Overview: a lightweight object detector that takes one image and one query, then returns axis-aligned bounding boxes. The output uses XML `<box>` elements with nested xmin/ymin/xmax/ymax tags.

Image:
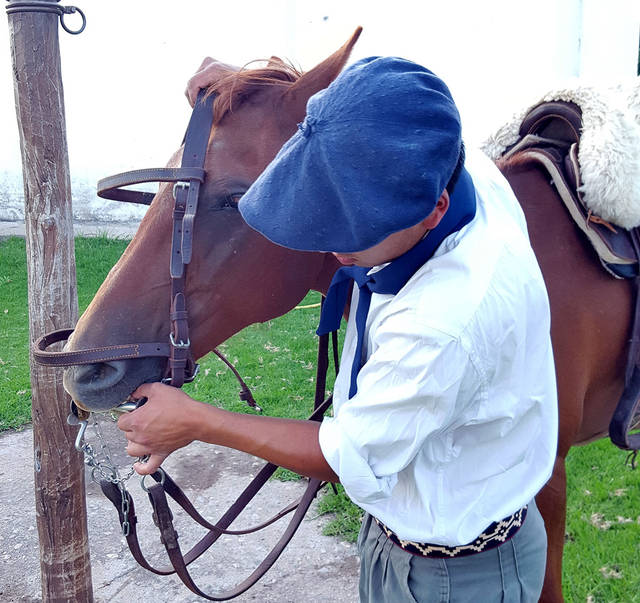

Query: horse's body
<box><xmin>62</xmin><ymin>32</ymin><xmax>632</xmax><ymax>602</ymax></box>
<box><xmin>500</xmin><ymin>157</ymin><xmax>631</xmax><ymax>597</ymax></box>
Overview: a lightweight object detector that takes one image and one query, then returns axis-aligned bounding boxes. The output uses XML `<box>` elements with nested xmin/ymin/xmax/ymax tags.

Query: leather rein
<box><xmin>31</xmin><ymin>91</ymin><xmax>340</xmax><ymax>600</ymax></box>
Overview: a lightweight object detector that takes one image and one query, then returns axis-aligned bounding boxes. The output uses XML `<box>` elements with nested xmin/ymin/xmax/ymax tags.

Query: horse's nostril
<box><xmin>63</xmin><ymin>357</ymin><xmax>165</xmax><ymax>412</ymax></box>
<box><xmin>69</xmin><ymin>362</ymin><xmax>127</xmax><ymax>392</ymax></box>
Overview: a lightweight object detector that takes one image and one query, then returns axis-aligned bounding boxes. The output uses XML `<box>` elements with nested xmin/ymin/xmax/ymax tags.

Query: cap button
<box><xmin>297</xmin><ymin>116</ymin><xmax>317</xmax><ymax>138</ymax></box>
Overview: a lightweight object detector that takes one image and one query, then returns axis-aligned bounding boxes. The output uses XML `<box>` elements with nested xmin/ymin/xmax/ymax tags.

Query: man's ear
<box><xmin>423</xmin><ymin>191</ymin><xmax>450</xmax><ymax>229</ymax></box>
<box><xmin>281</xmin><ymin>27</ymin><xmax>362</xmax><ymax>122</ymax></box>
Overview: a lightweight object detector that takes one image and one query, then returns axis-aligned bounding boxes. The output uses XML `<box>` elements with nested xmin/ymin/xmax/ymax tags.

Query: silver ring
<box><xmin>140</xmin><ymin>468</ymin><xmax>166</xmax><ymax>492</ymax></box>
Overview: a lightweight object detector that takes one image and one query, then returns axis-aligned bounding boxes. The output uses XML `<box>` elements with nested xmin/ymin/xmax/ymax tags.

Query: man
<box><xmin>119</xmin><ymin>56</ymin><xmax>558</xmax><ymax>602</ymax></box>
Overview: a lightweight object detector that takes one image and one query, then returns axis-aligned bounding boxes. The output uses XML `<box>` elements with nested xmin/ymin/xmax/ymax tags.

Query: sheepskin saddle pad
<box><xmin>482</xmin><ymin>79</ymin><xmax>640</xmax><ymax>280</ymax></box>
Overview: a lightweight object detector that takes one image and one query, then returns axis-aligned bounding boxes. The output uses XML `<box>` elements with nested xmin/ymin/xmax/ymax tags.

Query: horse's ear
<box><xmin>282</xmin><ymin>27</ymin><xmax>362</xmax><ymax>120</ymax></box>
<box><xmin>267</xmin><ymin>55</ymin><xmax>285</xmax><ymax>68</ymax></box>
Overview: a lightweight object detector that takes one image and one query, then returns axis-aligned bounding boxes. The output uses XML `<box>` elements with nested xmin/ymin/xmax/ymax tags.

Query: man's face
<box><xmin>332</xmin><ymin>220</ymin><xmax>429</xmax><ymax>267</ymax></box>
<box><xmin>331</xmin><ymin>191</ymin><xmax>450</xmax><ymax>268</ymax></box>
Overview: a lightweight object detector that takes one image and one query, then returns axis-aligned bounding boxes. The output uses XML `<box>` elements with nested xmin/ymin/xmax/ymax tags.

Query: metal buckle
<box><xmin>184</xmin><ymin>363</ymin><xmax>200</xmax><ymax>383</ymax></box>
<box><xmin>161</xmin><ymin>363</ymin><xmax>199</xmax><ymax>385</ymax></box>
<box><xmin>173</xmin><ymin>182</ymin><xmax>189</xmax><ymax>200</ymax></box>
<box><xmin>169</xmin><ymin>332</ymin><xmax>190</xmax><ymax>349</ymax></box>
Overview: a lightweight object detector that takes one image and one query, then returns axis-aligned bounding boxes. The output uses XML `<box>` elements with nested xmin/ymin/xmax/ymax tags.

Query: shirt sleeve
<box><xmin>318</xmin><ymin>313</ymin><xmax>480</xmax><ymax>506</ymax></box>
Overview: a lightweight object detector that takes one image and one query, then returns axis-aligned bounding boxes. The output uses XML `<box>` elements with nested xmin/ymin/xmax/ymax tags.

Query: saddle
<box><xmin>500</xmin><ymin>100</ymin><xmax>640</xmax><ymax>452</ymax></box>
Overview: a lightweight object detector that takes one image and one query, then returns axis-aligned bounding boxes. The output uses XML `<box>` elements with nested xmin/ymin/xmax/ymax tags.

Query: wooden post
<box><xmin>6</xmin><ymin>1</ymin><xmax>93</xmax><ymax>600</ymax></box>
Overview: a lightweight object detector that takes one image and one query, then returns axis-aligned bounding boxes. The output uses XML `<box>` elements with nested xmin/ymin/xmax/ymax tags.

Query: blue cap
<box><xmin>239</xmin><ymin>56</ymin><xmax>462</xmax><ymax>252</ymax></box>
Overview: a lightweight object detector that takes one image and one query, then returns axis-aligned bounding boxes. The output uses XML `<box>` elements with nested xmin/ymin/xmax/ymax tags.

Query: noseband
<box><xmin>32</xmin><ymin>91</ymin><xmax>216</xmax><ymax>391</ymax></box>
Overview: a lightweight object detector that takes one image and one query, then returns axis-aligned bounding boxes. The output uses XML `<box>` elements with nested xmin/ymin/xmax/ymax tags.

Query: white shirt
<box><xmin>318</xmin><ymin>149</ymin><xmax>558</xmax><ymax>545</ymax></box>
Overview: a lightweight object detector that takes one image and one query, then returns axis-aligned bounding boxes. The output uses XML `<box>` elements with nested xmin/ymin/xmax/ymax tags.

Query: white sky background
<box><xmin>0</xmin><ymin>0</ymin><xmax>638</xmax><ymax>217</ymax></box>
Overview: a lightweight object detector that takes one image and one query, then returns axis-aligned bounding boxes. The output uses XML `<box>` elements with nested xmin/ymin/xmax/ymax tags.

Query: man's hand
<box><xmin>118</xmin><ymin>382</ymin><xmax>338</xmax><ymax>483</ymax></box>
<box><xmin>117</xmin><ymin>382</ymin><xmax>205</xmax><ymax>474</ymax></box>
<box><xmin>185</xmin><ymin>57</ymin><xmax>240</xmax><ymax>106</ymax></box>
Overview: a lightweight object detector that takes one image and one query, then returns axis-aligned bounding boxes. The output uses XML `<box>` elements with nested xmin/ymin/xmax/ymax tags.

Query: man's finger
<box><xmin>131</xmin><ymin>382</ymin><xmax>154</xmax><ymax>399</ymax></box>
<box><xmin>125</xmin><ymin>441</ymin><xmax>148</xmax><ymax>457</ymax></box>
<box><xmin>134</xmin><ymin>454</ymin><xmax>164</xmax><ymax>475</ymax></box>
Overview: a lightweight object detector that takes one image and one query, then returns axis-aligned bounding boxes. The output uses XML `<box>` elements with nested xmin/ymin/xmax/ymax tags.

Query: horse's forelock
<box><xmin>206</xmin><ymin>59</ymin><xmax>303</xmax><ymax>125</ymax></box>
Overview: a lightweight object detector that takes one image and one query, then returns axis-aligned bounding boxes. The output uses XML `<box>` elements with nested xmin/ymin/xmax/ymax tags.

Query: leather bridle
<box><xmin>31</xmin><ymin>90</ymin><xmax>341</xmax><ymax>600</ymax></box>
<box><xmin>32</xmin><ymin>91</ymin><xmax>215</xmax><ymax>390</ymax></box>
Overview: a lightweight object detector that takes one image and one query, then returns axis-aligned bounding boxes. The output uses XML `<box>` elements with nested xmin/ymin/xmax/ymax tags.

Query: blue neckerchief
<box><xmin>317</xmin><ymin>167</ymin><xmax>476</xmax><ymax>398</ymax></box>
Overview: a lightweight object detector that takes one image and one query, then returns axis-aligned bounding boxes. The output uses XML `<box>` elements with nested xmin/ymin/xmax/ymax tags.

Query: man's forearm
<box><xmin>193</xmin><ymin>403</ymin><xmax>339</xmax><ymax>483</ymax></box>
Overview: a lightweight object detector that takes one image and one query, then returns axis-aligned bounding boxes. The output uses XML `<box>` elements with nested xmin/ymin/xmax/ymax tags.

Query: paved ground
<box><xmin>0</xmin><ymin>220</ymin><xmax>140</xmax><ymax>239</ymax></box>
<box><xmin>0</xmin><ymin>219</ymin><xmax>360</xmax><ymax>602</ymax></box>
<box><xmin>0</xmin><ymin>425</ymin><xmax>359</xmax><ymax>602</ymax></box>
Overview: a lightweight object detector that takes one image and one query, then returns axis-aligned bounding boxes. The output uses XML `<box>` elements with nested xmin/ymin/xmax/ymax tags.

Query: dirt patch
<box><xmin>0</xmin><ymin>425</ymin><xmax>359</xmax><ymax>602</ymax></box>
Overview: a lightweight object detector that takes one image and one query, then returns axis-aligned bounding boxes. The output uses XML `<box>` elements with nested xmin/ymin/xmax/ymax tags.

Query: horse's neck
<box><xmin>312</xmin><ymin>253</ymin><xmax>341</xmax><ymax>296</ymax></box>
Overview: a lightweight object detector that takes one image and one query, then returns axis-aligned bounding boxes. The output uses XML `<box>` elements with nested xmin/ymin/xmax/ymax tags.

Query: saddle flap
<box><xmin>519</xmin><ymin>100</ymin><xmax>582</xmax><ymax>146</ymax></box>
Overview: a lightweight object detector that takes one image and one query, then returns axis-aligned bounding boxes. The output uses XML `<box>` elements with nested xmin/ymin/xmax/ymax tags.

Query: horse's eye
<box><xmin>222</xmin><ymin>193</ymin><xmax>243</xmax><ymax>209</ymax></box>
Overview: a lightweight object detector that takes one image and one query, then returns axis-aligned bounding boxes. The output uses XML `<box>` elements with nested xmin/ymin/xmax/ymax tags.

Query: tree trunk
<box><xmin>7</xmin><ymin>2</ymin><xmax>93</xmax><ymax>600</ymax></box>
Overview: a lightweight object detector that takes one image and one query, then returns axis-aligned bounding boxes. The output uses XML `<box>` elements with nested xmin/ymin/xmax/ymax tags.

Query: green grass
<box><xmin>0</xmin><ymin>235</ymin><xmax>132</xmax><ymax>428</ymax></box>
<box><xmin>0</xmin><ymin>237</ymin><xmax>30</xmax><ymax>429</ymax></box>
<box><xmin>181</xmin><ymin>297</ymin><xmax>325</xmax><ymax>421</ymax></box>
<box><xmin>1</xmin><ymin>235</ymin><xmax>640</xmax><ymax>601</ymax></box>
<box><xmin>563</xmin><ymin>440</ymin><xmax>640</xmax><ymax>601</ymax></box>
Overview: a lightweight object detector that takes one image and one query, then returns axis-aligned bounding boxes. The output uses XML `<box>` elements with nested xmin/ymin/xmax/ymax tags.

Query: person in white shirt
<box><xmin>119</xmin><ymin>56</ymin><xmax>558</xmax><ymax>602</ymax></box>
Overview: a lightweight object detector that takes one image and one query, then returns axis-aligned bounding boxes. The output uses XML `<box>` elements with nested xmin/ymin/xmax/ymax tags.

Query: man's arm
<box><xmin>117</xmin><ymin>382</ymin><xmax>339</xmax><ymax>482</ymax></box>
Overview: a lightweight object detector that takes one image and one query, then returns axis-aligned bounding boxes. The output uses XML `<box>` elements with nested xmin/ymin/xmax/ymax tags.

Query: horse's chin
<box><xmin>63</xmin><ymin>358</ymin><xmax>165</xmax><ymax>412</ymax></box>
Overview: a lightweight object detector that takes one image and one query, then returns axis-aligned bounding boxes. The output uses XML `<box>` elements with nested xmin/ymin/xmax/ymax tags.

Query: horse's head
<box><xmin>63</xmin><ymin>29</ymin><xmax>361</xmax><ymax>411</ymax></box>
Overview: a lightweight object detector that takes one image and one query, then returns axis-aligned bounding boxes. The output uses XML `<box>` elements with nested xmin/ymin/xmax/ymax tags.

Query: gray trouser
<box><xmin>358</xmin><ymin>500</ymin><xmax>547</xmax><ymax>603</ymax></box>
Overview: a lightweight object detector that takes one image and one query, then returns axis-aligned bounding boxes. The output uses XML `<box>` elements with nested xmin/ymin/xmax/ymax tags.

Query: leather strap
<box><xmin>610</xmin><ymin>365</ymin><xmax>640</xmax><ymax>450</ymax></box>
<box><xmin>33</xmin><ymin>328</ymin><xmax>170</xmax><ymax>366</ymax></box>
<box><xmin>97</xmin><ymin>167</ymin><xmax>206</xmax><ymax>206</ymax></box>
<box><xmin>147</xmin><ymin>476</ymin><xmax>323</xmax><ymax>600</ymax></box>
<box><xmin>99</xmin><ymin>394</ymin><xmax>335</xmax><ymax>599</ymax></box>
<box><xmin>32</xmin><ymin>92</ymin><xmax>216</xmax><ymax>387</ymax></box>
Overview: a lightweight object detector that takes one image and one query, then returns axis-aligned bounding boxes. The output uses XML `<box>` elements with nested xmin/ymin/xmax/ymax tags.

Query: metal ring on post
<box><xmin>5</xmin><ymin>1</ymin><xmax>86</xmax><ymax>35</ymax></box>
<box><xmin>60</xmin><ymin>5</ymin><xmax>85</xmax><ymax>34</ymax></box>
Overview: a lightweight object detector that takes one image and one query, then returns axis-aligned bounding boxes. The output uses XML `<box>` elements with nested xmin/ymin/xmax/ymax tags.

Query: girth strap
<box><xmin>610</xmin><ymin>365</ymin><xmax>640</xmax><ymax>451</ymax></box>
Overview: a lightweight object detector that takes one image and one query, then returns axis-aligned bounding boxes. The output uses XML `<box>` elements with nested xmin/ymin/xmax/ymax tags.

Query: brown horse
<box><xmin>62</xmin><ymin>31</ymin><xmax>632</xmax><ymax>602</ymax></box>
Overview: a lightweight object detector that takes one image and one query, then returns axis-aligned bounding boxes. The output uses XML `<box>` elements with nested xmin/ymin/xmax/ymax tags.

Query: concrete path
<box><xmin>0</xmin><ymin>220</ymin><xmax>140</xmax><ymax>239</ymax></box>
<box><xmin>0</xmin><ymin>422</ymin><xmax>359</xmax><ymax>602</ymax></box>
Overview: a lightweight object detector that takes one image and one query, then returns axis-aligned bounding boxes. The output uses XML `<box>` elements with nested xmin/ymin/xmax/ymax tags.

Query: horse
<box><xmin>60</xmin><ymin>30</ymin><xmax>632</xmax><ymax>602</ymax></box>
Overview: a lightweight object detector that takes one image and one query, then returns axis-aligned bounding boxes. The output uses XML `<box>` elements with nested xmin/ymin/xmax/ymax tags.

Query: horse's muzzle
<box><xmin>63</xmin><ymin>358</ymin><xmax>164</xmax><ymax>412</ymax></box>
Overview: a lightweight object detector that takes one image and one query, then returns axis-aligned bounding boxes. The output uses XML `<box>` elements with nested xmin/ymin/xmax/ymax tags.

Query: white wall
<box><xmin>579</xmin><ymin>0</ymin><xmax>639</xmax><ymax>79</ymax></box>
<box><xmin>0</xmin><ymin>0</ymin><xmax>638</xmax><ymax>223</ymax></box>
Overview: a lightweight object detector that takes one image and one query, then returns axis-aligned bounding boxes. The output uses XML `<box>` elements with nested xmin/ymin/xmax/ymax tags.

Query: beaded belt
<box><xmin>374</xmin><ymin>506</ymin><xmax>528</xmax><ymax>559</ymax></box>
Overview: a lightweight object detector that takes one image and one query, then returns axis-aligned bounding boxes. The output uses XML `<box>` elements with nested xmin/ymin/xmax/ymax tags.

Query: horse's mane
<box><xmin>206</xmin><ymin>58</ymin><xmax>302</xmax><ymax>126</ymax></box>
